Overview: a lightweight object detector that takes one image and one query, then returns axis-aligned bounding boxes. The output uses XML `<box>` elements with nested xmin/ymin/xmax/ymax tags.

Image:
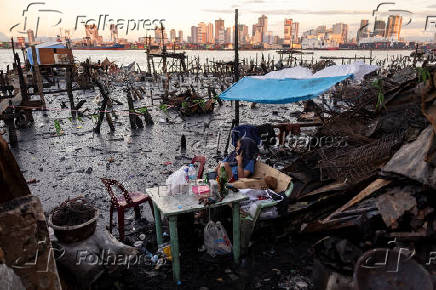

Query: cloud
<box><xmin>427</xmin><ymin>4</ymin><xmax>436</xmax><ymax>8</ymax></box>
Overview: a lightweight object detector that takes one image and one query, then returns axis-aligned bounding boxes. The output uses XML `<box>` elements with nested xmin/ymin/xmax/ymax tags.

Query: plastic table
<box><xmin>146</xmin><ymin>186</ymin><xmax>248</xmax><ymax>282</ymax></box>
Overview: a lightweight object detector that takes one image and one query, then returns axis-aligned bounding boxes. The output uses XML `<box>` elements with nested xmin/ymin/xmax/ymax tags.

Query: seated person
<box><xmin>216</xmin><ymin>137</ymin><xmax>258</xmax><ymax>182</ymax></box>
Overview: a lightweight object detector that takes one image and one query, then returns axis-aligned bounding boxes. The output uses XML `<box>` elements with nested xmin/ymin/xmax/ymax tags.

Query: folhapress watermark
<box><xmin>74</xmin><ymin>15</ymin><xmax>165</xmax><ymax>35</ymax></box>
<box><xmin>9</xmin><ymin>2</ymin><xmax>166</xmax><ymax>38</ymax></box>
<box><xmin>76</xmin><ymin>249</ymin><xmax>148</xmax><ymax>269</ymax></box>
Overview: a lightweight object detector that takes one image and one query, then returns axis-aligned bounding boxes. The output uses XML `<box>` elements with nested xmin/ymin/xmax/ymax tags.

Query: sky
<box><xmin>0</xmin><ymin>0</ymin><xmax>435</xmax><ymax>42</ymax></box>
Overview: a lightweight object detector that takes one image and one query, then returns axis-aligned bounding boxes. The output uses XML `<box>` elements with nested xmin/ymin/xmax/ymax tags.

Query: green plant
<box><xmin>417</xmin><ymin>67</ymin><xmax>431</xmax><ymax>83</ymax></box>
<box><xmin>193</xmin><ymin>99</ymin><xmax>206</xmax><ymax>109</ymax></box>
<box><xmin>135</xmin><ymin>107</ymin><xmax>148</xmax><ymax>114</ymax></box>
<box><xmin>54</xmin><ymin>119</ymin><xmax>62</xmax><ymax>135</ymax></box>
<box><xmin>372</xmin><ymin>79</ymin><xmax>386</xmax><ymax>111</ymax></box>
<box><xmin>159</xmin><ymin>104</ymin><xmax>168</xmax><ymax>113</ymax></box>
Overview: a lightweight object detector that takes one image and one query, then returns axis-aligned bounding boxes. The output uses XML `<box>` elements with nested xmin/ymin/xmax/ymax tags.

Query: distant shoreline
<box><xmin>0</xmin><ymin>47</ymin><xmax>416</xmax><ymax>51</ymax></box>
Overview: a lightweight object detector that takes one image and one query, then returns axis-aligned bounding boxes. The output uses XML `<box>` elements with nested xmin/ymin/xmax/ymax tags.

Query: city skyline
<box><xmin>10</xmin><ymin>13</ymin><xmax>431</xmax><ymax>51</ymax></box>
<box><xmin>1</xmin><ymin>0</ymin><xmax>436</xmax><ymax>43</ymax></box>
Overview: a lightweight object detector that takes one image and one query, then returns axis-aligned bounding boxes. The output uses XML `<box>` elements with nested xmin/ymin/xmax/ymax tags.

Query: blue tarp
<box><xmin>219</xmin><ymin>74</ymin><xmax>352</xmax><ymax>104</ymax></box>
<box><xmin>26</xmin><ymin>42</ymin><xmax>66</xmax><ymax>65</ymax></box>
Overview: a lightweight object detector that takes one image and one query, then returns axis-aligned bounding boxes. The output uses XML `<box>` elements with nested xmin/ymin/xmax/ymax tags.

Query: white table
<box><xmin>147</xmin><ymin>186</ymin><xmax>248</xmax><ymax>282</ymax></box>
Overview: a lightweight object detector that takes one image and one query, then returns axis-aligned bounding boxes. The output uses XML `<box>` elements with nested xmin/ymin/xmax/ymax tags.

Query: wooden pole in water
<box><xmin>30</xmin><ymin>45</ymin><xmax>46</xmax><ymax>110</ymax></box>
<box><xmin>234</xmin><ymin>9</ymin><xmax>240</xmax><ymax>127</ymax></box>
<box><xmin>65</xmin><ymin>66</ymin><xmax>76</xmax><ymax>118</ymax></box>
<box><xmin>146</xmin><ymin>36</ymin><xmax>152</xmax><ymax>76</ymax></box>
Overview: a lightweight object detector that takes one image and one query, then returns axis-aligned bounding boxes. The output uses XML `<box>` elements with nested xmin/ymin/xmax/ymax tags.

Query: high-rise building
<box><xmin>385</xmin><ymin>15</ymin><xmax>402</xmax><ymax>40</ymax></box>
<box><xmin>373</xmin><ymin>20</ymin><xmax>386</xmax><ymax>37</ymax></box>
<box><xmin>27</xmin><ymin>29</ymin><xmax>35</xmax><ymax>44</ymax></box>
<box><xmin>217</xmin><ymin>29</ymin><xmax>225</xmax><ymax>44</ymax></box>
<box><xmin>215</xmin><ymin>19</ymin><xmax>224</xmax><ymax>43</ymax></box>
<box><xmin>154</xmin><ymin>27</ymin><xmax>167</xmax><ymax>44</ymax></box>
<box><xmin>331</xmin><ymin>23</ymin><xmax>348</xmax><ymax>42</ymax></box>
<box><xmin>292</xmin><ymin>22</ymin><xmax>299</xmax><ymax>43</ymax></box>
<box><xmin>178</xmin><ymin>30</ymin><xmax>184</xmax><ymax>43</ymax></box>
<box><xmin>357</xmin><ymin>20</ymin><xmax>369</xmax><ymax>41</ymax></box>
<box><xmin>207</xmin><ymin>23</ymin><xmax>214</xmax><ymax>43</ymax></box>
<box><xmin>284</xmin><ymin>19</ymin><xmax>300</xmax><ymax>45</ymax></box>
<box><xmin>258</xmin><ymin>15</ymin><xmax>268</xmax><ymax>43</ymax></box>
<box><xmin>191</xmin><ymin>26</ymin><xmax>198</xmax><ymax>44</ymax></box>
<box><xmin>332</xmin><ymin>23</ymin><xmax>341</xmax><ymax>34</ymax></box>
<box><xmin>197</xmin><ymin>22</ymin><xmax>207</xmax><ymax>44</ymax></box>
<box><xmin>225</xmin><ymin>27</ymin><xmax>232</xmax><ymax>44</ymax></box>
<box><xmin>284</xmin><ymin>19</ymin><xmax>293</xmax><ymax>46</ymax></box>
<box><xmin>170</xmin><ymin>29</ymin><xmax>176</xmax><ymax>42</ymax></box>
<box><xmin>238</xmin><ymin>24</ymin><xmax>249</xmax><ymax>44</ymax></box>
<box><xmin>316</xmin><ymin>25</ymin><xmax>326</xmax><ymax>34</ymax></box>
<box><xmin>252</xmin><ymin>25</ymin><xmax>262</xmax><ymax>44</ymax></box>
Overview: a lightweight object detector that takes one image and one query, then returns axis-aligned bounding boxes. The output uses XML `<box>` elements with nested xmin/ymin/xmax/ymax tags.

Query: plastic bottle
<box><xmin>188</xmin><ymin>164</ymin><xmax>197</xmax><ymax>195</ymax></box>
<box><xmin>218</xmin><ymin>165</ymin><xmax>229</xmax><ymax>198</ymax></box>
<box><xmin>182</xmin><ymin>165</ymin><xmax>190</xmax><ymax>193</ymax></box>
<box><xmin>184</xmin><ymin>166</ymin><xmax>189</xmax><ymax>183</ymax></box>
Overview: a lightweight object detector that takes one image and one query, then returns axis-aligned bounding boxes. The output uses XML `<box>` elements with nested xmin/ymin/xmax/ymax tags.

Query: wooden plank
<box><xmin>297</xmin><ymin>182</ymin><xmax>348</xmax><ymax>201</ymax></box>
<box><xmin>322</xmin><ymin>178</ymin><xmax>392</xmax><ymax>223</ymax></box>
<box><xmin>38</xmin><ymin>48</ymin><xmax>55</xmax><ymax>65</ymax></box>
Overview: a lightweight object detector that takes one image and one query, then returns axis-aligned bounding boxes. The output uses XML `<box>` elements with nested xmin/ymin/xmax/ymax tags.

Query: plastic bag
<box><xmin>204</xmin><ymin>221</ymin><xmax>232</xmax><ymax>257</ymax></box>
<box><xmin>166</xmin><ymin>165</ymin><xmax>188</xmax><ymax>195</ymax></box>
<box><xmin>248</xmin><ymin>200</ymin><xmax>279</xmax><ymax>220</ymax></box>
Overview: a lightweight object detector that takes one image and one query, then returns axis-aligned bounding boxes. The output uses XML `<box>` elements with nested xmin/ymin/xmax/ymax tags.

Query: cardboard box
<box><xmin>231</xmin><ymin>161</ymin><xmax>292</xmax><ymax>192</ymax></box>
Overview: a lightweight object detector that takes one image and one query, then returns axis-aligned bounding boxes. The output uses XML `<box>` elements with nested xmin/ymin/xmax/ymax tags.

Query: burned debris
<box><xmin>2</xmin><ymin>37</ymin><xmax>436</xmax><ymax>290</ymax></box>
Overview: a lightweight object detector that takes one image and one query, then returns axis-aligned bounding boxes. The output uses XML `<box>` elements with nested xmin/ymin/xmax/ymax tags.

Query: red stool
<box><xmin>101</xmin><ymin>178</ymin><xmax>154</xmax><ymax>241</ymax></box>
<box><xmin>191</xmin><ymin>156</ymin><xmax>206</xmax><ymax>179</ymax></box>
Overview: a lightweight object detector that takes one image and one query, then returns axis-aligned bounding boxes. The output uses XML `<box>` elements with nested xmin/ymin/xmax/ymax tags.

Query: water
<box><xmin>0</xmin><ymin>49</ymin><xmax>414</xmax><ymax>71</ymax></box>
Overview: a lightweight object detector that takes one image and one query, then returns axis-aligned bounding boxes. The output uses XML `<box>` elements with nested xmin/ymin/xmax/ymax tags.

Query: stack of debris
<box><xmin>278</xmin><ymin>65</ymin><xmax>436</xmax><ymax>288</ymax></box>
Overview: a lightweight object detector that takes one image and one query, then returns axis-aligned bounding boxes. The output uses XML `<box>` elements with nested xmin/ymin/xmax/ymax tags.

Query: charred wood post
<box><xmin>13</xmin><ymin>52</ymin><xmax>34</xmax><ymax>124</ymax></box>
<box><xmin>129</xmin><ymin>88</ymin><xmax>144</xmax><ymax>128</ymax></box>
<box><xmin>3</xmin><ymin>105</ymin><xmax>17</xmax><ymax>147</ymax></box>
<box><xmin>13</xmin><ymin>53</ymin><xmax>27</xmax><ymax>102</ymax></box>
<box><xmin>65</xmin><ymin>66</ymin><xmax>76</xmax><ymax>118</ymax></box>
<box><xmin>143</xmin><ymin>108</ymin><xmax>154</xmax><ymax>126</ymax></box>
<box><xmin>93</xmin><ymin>78</ymin><xmax>111</xmax><ymax>134</ymax></box>
<box><xmin>105</xmin><ymin>105</ymin><xmax>116</xmax><ymax>132</ymax></box>
<box><xmin>126</xmin><ymin>89</ymin><xmax>138</xmax><ymax>129</ymax></box>
<box><xmin>30</xmin><ymin>45</ymin><xmax>46</xmax><ymax>110</ymax></box>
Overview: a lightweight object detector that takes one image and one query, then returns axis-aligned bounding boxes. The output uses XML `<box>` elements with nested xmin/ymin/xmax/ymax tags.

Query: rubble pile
<box><xmin>271</xmin><ymin>65</ymin><xmax>436</xmax><ymax>288</ymax></box>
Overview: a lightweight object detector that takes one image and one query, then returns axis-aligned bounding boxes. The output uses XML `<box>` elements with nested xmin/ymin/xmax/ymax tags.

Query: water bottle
<box><xmin>183</xmin><ymin>166</ymin><xmax>189</xmax><ymax>194</ymax></box>
<box><xmin>184</xmin><ymin>166</ymin><xmax>189</xmax><ymax>183</ymax></box>
<box><xmin>188</xmin><ymin>164</ymin><xmax>197</xmax><ymax>195</ymax></box>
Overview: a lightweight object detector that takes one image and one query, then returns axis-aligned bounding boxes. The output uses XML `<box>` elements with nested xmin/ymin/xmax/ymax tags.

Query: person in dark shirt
<box><xmin>215</xmin><ymin>137</ymin><xmax>258</xmax><ymax>181</ymax></box>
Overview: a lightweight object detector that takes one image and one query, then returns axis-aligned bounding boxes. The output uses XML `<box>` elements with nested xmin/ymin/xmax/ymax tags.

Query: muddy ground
<box><xmin>2</xmin><ymin>78</ymin><xmax>319</xmax><ymax>289</ymax></box>
<box><xmin>5</xmin><ymin>79</ymin><xmax>303</xmax><ymax>219</ymax></box>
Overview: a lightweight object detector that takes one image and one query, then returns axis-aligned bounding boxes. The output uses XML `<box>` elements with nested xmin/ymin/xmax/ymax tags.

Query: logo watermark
<box><xmin>9</xmin><ymin>2</ymin><xmax>166</xmax><ymax>38</ymax></box>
